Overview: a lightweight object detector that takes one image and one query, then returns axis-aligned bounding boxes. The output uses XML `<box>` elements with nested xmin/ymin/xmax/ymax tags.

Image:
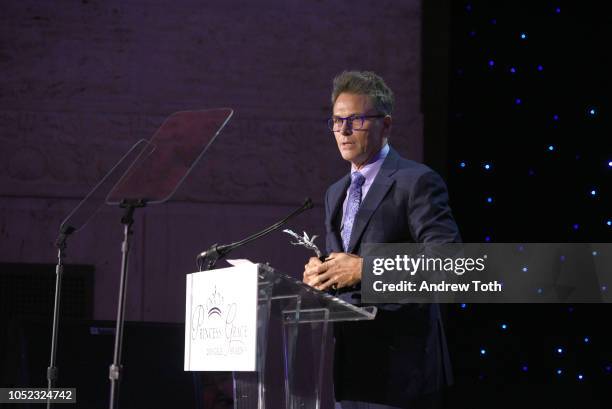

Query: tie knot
<box><xmin>351</xmin><ymin>172</ymin><xmax>365</xmax><ymax>187</ymax></box>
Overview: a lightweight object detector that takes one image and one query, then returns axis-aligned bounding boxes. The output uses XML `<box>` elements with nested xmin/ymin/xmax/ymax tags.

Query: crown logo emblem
<box><xmin>206</xmin><ymin>286</ymin><xmax>224</xmax><ymax>319</ymax></box>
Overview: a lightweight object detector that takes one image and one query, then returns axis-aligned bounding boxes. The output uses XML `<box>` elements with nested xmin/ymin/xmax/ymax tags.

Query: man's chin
<box><xmin>340</xmin><ymin>151</ymin><xmax>353</xmax><ymax>160</ymax></box>
<box><xmin>340</xmin><ymin>153</ymin><xmax>358</xmax><ymax>163</ymax></box>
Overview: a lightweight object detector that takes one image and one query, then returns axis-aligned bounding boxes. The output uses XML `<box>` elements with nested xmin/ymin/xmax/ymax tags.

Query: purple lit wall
<box><xmin>0</xmin><ymin>0</ymin><xmax>423</xmax><ymax>322</ymax></box>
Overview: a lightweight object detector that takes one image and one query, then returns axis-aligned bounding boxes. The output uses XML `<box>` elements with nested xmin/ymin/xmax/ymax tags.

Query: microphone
<box><xmin>196</xmin><ymin>197</ymin><xmax>313</xmax><ymax>270</ymax></box>
<box><xmin>197</xmin><ymin>244</ymin><xmax>229</xmax><ymax>260</ymax></box>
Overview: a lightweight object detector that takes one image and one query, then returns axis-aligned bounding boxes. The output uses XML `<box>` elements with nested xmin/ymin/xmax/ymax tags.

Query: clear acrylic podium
<box><xmin>232</xmin><ymin>263</ymin><xmax>377</xmax><ymax>409</ymax></box>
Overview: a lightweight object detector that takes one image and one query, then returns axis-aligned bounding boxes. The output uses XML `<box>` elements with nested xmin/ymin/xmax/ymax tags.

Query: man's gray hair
<box><xmin>331</xmin><ymin>71</ymin><xmax>394</xmax><ymax>116</ymax></box>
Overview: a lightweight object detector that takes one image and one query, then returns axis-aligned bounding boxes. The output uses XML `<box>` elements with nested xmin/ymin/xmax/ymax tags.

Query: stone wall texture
<box><xmin>0</xmin><ymin>0</ymin><xmax>422</xmax><ymax>322</ymax></box>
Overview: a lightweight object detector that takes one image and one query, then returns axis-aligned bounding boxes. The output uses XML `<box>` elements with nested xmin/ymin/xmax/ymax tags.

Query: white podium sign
<box><xmin>184</xmin><ymin>264</ymin><xmax>258</xmax><ymax>371</ymax></box>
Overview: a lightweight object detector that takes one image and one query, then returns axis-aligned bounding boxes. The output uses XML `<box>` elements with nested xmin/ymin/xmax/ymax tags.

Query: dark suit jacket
<box><xmin>325</xmin><ymin>146</ymin><xmax>460</xmax><ymax>408</ymax></box>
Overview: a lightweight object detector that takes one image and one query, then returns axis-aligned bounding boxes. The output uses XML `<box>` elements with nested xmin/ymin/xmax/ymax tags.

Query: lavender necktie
<box><xmin>342</xmin><ymin>172</ymin><xmax>366</xmax><ymax>252</ymax></box>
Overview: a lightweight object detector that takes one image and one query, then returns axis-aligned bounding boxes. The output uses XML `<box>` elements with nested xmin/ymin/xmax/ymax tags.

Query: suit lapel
<box><xmin>327</xmin><ymin>174</ymin><xmax>350</xmax><ymax>252</ymax></box>
<box><xmin>346</xmin><ymin>148</ymin><xmax>400</xmax><ymax>253</ymax></box>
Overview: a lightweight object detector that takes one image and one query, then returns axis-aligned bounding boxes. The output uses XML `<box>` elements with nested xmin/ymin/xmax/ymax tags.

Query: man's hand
<box><xmin>303</xmin><ymin>256</ymin><xmax>323</xmax><ymax>287</ymax></box>
<box><xmin>302</xmin><ymin>252</ymin><xmax>363</xmax><ymax>291</ymax></box>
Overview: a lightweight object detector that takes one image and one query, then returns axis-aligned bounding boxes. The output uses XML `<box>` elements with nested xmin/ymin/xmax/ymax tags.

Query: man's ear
<box><xmin>382</xmin><ymin>115</ymin><xmax>392</xmax><ymax>136</ymax></box>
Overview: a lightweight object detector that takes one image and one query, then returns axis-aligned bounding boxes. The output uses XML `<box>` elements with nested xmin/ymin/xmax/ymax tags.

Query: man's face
<box><xmin>332</xmin><ymin>92</ymin><xmax>390</xmax><ymax>168</ymax></box>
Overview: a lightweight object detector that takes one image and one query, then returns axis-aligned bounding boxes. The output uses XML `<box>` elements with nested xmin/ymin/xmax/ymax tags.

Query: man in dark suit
<box><xmin>303</xmin><ymin>71</ymin><xmax>461</xmax><ymax>409</ymax></box>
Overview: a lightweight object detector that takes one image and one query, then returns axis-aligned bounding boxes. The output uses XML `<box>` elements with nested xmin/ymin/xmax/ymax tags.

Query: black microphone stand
<box><xmin>197</xmin><ymin>198</ymin><xmax>313</xmax><ymax>271</ymax></box>
<box><xmin>108</xmin><ymin>199</ymin><xmax>146</xmax><ymax>409</ymax></box>
<box><xmin>46</xmin><ymin>225</ymin><xmax>75</xmax><ymax>409</ymax></box>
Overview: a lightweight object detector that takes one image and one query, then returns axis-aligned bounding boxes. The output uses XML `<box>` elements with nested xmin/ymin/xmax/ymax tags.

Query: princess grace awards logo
<box><xmin>206</xmin><ymin>287</ymin><xmax>223</xmax><ymax>319</ymax></box>
<box><xmin>191</xmin><ymin>286</ymin><xmax>249</xmax><ymax>356</ymax></box>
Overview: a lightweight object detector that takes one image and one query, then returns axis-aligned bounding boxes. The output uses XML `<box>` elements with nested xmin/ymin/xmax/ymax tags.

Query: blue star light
<box><xmin>520</xmin><ymin>32</ymin><xmax>528</xmax><ymax>40</ymax></box>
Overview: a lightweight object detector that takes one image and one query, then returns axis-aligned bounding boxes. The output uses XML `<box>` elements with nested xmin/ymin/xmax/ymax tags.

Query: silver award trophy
<box><xmin>283</xmin><ymin>229</ymin><xmax>326</xmax><ymax>260</ymax></box>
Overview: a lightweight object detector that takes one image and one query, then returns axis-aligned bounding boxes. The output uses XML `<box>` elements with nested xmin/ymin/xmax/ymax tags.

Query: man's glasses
<box><xmin>328</xmin><ymin>114</ymin><xmax>386</xmax><ymax>131</ymax></box>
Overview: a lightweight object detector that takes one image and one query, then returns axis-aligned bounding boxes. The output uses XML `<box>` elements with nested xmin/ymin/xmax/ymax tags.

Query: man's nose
<box><xmin>340</xmin><ymin>120</ymin><xmax>353</xmax><ymax>135</ymax></box>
